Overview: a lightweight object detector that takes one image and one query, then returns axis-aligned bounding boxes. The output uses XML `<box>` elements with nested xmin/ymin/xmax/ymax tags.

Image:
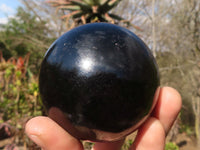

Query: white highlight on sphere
<box><xmin>79</xmin><ymin>57</ymin><xmax>94</xmax><ymax>72</ymax></box>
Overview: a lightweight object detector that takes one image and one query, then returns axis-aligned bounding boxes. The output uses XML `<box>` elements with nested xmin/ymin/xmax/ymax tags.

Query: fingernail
<box><xmin>29</xmin><ymin>134</ymin><xmax>44</xmax><ymax>148</ymax></box>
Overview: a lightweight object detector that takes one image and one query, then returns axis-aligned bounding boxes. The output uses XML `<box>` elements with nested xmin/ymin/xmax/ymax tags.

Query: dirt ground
<box><xmin>175</xmin><ymin>133</ymin><xmax>199</xmax><ymax>150</ymax></box>
<box><xmin>126</xmin><ymin>132</ymin><xmax>199</xmax><ymax>150</ymax></box>
<box><xmin>0</xmin><ymin>128</ymin><xmax>199</xmax><ymax>149</ymax></box>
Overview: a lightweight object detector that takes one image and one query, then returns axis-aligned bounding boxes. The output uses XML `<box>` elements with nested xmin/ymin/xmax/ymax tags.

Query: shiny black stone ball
<box><xmin>39</xmin><ymin>23</ymin><xmax>160</xmax><ymax>141</ymax></box>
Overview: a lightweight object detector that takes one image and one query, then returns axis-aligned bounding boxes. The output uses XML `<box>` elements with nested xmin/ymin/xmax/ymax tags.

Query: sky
<box><xmin>0</xmin><ymin>0</ymin><xmax>21</xmax><ymax>24</ymax></box>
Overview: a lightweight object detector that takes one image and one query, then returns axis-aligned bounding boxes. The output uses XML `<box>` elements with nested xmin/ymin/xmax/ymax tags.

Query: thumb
<box><xmin>25</xmin><ymin>116</ymin><xmax>83</xmax><ymax>150</ymax></box>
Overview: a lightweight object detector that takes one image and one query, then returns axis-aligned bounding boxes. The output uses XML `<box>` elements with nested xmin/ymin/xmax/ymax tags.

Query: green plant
<box><xmin>0</xmin><ymin>52</ymin><xmax>43</xmax><ymax>146</ymax></box>
<box><xmin>82</xmin><ymin>141</ymin><xmax>94</xmax><ymax>150</ymax></box>
<box><xmin>0</xmin><ymin>7</ymin><xmax>55</xmax><ymax>72</ymax></box>
<box><xmin>179</xmin><ymin>124</ymin><xmax>194</xmax><ymax>136</ymax></box>
<box><xmin>48</xmin><ymin>0</ymin><xmax>129</xmax><ymax>27</ymax></box>
<box><xmin>165</xmin><ymin>142</ymin><xmax>179</xmax><ymax>150</ymax></box>
<box><xmin>121</xmin><ymin>139</ymin><xmax>133</xmax><ymax>150</ymax></box>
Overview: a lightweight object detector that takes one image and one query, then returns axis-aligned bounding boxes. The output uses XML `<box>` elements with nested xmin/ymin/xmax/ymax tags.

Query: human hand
<box><xmin>25</xmin><ymin>87</ymin><xmax>181</xmax><ymax>150</ymax></box>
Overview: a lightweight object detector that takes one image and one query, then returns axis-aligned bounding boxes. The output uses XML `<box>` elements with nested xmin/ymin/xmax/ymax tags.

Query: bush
<box><xmin>179</xmin><ymin>124</ymin><xmax>194</xmax><ymax>136</ymax></box>
<box><xmin>0</xmin><ymin>53</ymin><xmax>43</xmax><ymax>147</ymax></box>
<box><xmin>165</xmin><ymin>142</ymin><xmax>179</xmax><ymax>150</ymax></box>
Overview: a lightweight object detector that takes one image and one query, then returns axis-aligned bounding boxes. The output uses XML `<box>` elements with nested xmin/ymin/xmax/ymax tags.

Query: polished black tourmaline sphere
<box><xmin>39</xmin><ymin>23</ymin><xmax>160</xmax><ymax>141</ymax></box>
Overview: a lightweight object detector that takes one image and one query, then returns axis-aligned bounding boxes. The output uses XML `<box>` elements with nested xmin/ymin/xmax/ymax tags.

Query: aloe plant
<box><xmin>48</xmin><ymin>0</ymin><xmax>129</xmax><ymax>27</ymax></box>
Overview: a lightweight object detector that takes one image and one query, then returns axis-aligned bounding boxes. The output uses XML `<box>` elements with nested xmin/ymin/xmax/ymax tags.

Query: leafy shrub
<box><xmin>0</xmin><ymin>52</ymin><xmax>43</xmax><ymax>147</ymax></box>
<box><xmin>165</xmin><ymin>142</ymin><xmax>179</xmax><ymax>150</ymax></box>
<box><xmin>179</xmin><ymin>124</ymin><xmax>194</xmax><ymax>136</ymax></box>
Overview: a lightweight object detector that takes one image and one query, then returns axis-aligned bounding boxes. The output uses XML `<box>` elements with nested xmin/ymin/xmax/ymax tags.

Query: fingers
<box><xmin>26</xmin><ymin>116</ymin><xmax>124</xmax><ymax>150</ymax></box>
<box><xmin>92</xmin><ymin>139</ymin><xmax>124</xmax><ymax>150</ymax></box>
<box><xmin>130</xmin><ymin>117</ymin><xmax>165</xmax><ymax>150</ymax></box>
<box><xmin>130</xmin><ymin>86</ymin><xmax>181</xmax><ymax>150</ymax></box>
<box><xmin>152</xmin><ymin>87</ymin><xmax>182</xmax><ymax>133</ymax></box>
<box><xmin>92</xmin><ymin>87</ymin><xmax>180</xmax><ymax>150</ymax></box>
<box><xmin>25</xmin><ymin>87</ymin><xmax>181</xmax><ymax>150</ymax></box>
<box><xmin>25</xmin><ymin>116</ymin><xmax>83</xmax><ymax>150</ymax></box>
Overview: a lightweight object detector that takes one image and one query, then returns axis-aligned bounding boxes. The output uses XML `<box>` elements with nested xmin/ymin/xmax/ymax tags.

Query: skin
<box><xmin>25</xmin><ymin>86</ymin><xmax>182</xmax><ymax>150</ymax></box>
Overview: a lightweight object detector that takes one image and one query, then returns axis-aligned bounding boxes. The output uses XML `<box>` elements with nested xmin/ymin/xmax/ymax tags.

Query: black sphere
<box><xmin>39</xmin><ymin>23</ymin><xmax>160</xmax><ymax>141</ymax></box>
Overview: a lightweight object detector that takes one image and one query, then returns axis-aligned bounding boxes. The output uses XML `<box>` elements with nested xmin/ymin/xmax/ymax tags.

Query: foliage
<box><xmin>48</xmin><ymin>0</ymin><xmax>129</xmax><ymax>28</ymax></box>
<box><xmin>121</xmin><ymin>139</ymin><xmax>133</xmax><ymax>150</ymax></box>
<box><xmin>0</xmin><ymin>7</ymin><xmax>55</xmax><ymax>71</ymax></box>
<box><xmin>82</xmin><ymin>141</ymin><xmax>94</xmax><ymax>150</ymax></box>
<box><xmin>165</xmin><ymin>142</ymin><xmax>179</xmax><ymax>150</ymax></box>
<box><xmin>82</xmin><ymin>139</ymin><xmax>133</xmax><ymax>150</ymax></box>
<box><xmin>0</xmin><ymin>52</ymin><xmax>43</xmax><ymax>146</ymax></box>
<box><xmin>179</xmin><ymin>124</ymin><xmax>194</xmax><ymax>136</ymax></box>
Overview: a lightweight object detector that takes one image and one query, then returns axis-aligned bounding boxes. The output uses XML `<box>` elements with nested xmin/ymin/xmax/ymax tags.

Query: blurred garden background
<box><xmin>0</xmin><ymin>0</ymin><xmax>199</xmax><ymax>149</ymax></box>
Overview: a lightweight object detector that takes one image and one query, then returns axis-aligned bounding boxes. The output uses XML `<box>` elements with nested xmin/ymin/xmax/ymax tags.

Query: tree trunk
<box><xmin>152</xmin><ymin>0</ymin><xmax>156</xmax><ymax>57</ymax></box>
